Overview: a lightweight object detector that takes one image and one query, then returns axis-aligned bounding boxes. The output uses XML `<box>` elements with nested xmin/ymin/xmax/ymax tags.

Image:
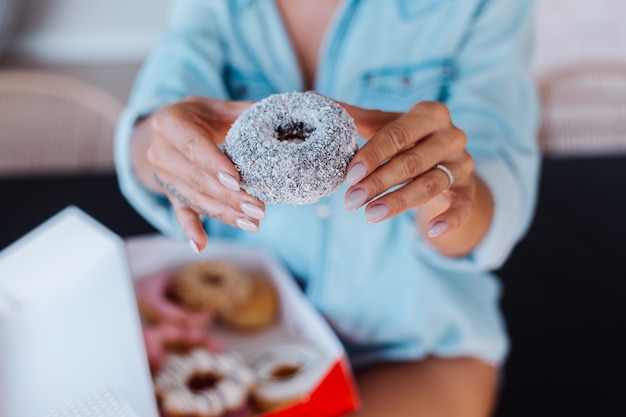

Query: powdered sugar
<box><xmin>224</xmin><ymin>92</ymin><xmax>359</xmax><ymax>205</ymax></box>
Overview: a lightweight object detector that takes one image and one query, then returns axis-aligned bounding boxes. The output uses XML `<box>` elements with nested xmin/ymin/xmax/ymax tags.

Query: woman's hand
<box><xmin>131</xmin><ymin>96</ymin><xmax>267</xmax><ymax>252</ymax></box>
<box><xmin>340</xmin><ymin>101</ymin><xmax>494</xmax><ymax>257</ymax></box>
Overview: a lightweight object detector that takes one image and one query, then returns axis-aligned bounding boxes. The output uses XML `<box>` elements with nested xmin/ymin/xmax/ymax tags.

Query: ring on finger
<box><xmin>434</xmin><ymin>163</ymin><xmax>454</xmax><ymax>189</ymax></box>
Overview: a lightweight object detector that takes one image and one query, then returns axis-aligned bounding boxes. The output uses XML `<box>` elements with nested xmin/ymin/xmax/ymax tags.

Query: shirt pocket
<box><xmin>357</xmin><ymin>59</ymin><xmax>455</xmax><ymax>112</ymax></box>
<box><xmin>224</xmin><ymin>65</ymin><xmax>275</xmax><ymax>101</ymax></box>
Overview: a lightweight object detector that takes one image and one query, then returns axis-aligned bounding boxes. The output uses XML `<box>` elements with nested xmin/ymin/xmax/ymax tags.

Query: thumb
<box><xmin>334</xmin><ymin>100</ymin><xmax>400</xmax><ymax>140</ymax></box>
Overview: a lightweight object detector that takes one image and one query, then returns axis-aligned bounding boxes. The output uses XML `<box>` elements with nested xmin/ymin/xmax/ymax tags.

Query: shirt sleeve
<box><xmin>416</xmin><ymin>0</ymin><xmax>541</xmax><ymax>272</ymax></box>
<box><xmin>114</xmin><ymin>0</ymin><xmax>229</xmax><ymax>240</ymax></box>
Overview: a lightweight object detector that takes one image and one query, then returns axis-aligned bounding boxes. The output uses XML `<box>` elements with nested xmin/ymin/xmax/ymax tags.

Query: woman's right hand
<box><xmin>131</xmin><ymin>96</ymin><xmax>267</xmax><ymax>253</ymax></box>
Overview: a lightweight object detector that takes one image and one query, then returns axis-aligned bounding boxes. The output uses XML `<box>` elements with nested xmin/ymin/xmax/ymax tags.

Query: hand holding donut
<box><xmin>131</xmin><ymin>96</ymin><xmax>267</xmax><ymax>253</ymax></box>
<box><xmin>339</xmin><ymin>101</ymin><xmax>494</xmax><ymax>257</ymax></box>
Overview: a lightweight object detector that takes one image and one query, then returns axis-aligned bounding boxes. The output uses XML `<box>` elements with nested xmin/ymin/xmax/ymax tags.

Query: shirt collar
<box><xmin>232</xmin><ymin>0</ymin><xmax>423</xmax><ymax>20</ymax></box>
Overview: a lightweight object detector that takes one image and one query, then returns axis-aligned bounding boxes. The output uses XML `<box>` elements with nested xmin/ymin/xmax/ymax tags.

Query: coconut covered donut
<box><xmin>224</xmin><ymin>91</ymin><xmax>359</xmax><ymax>205</ymax></box>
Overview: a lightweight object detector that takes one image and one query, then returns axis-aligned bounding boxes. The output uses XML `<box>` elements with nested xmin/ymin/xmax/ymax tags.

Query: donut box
<box><xmin>126</xmin><ymin>234</ymin><xmax>360</xmax><ymax>417</ymax></box>
<box><xmin>0</xmin><ymin>207</ymin><xmax>359</xmax><ymax>417</ymax></box>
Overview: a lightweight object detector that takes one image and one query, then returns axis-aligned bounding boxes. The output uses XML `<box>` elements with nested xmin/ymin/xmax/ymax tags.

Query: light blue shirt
<box><xmin>115</xmin><ymin>0</ymin><xmax>540</xmax><ymax>366</ymax></box>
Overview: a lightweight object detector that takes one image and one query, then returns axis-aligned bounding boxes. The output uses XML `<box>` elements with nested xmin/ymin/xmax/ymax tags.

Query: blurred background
<box><xmin>1</xmin><ymin>1</ymin><xmax>625</xmax><ymax>416</ymax></box>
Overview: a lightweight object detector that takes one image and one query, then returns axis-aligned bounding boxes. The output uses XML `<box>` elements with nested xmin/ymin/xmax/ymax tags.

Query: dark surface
<box><xmin>1</xmin><ymin>158</ymin><xmax>625</xmax><ymax>416</ymax></box>
<box><xmin>0</xmin><ymin>173</ymin><xmax>158</xmax><ymax>249</ymax></box>
<box><xmin>493</xmin><ymin>157</ymin><xmax>626</xmax><ymax>417</ymax></box>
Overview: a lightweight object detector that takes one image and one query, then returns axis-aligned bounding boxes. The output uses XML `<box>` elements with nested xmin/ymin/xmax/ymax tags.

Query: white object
<box><xmin>0</xmin><ymin>206</ymin><xmax>158</xmax><ymax>417</ymax></box>
<box><xmin>44</xmin><ymin>387</ymin><xmax>141</xmax><ymax>417</ymax></box>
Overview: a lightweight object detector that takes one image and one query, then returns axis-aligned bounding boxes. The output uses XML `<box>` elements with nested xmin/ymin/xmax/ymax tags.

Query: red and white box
<box><xmin>127</xmin><ymin>234</ymin><xmax>360</xmax><ymax>417</ymax></box>
<box><xmin>0</xmin><ymin>207</ymin><xmax>359</xmax><ymax>417</ymax></box>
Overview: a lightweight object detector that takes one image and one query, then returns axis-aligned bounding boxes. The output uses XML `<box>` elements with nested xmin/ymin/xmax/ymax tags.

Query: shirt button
<box><xmin>316</xmin><ymin>204</ymin><xmax>331</xmax><ymax>219</ymax></box>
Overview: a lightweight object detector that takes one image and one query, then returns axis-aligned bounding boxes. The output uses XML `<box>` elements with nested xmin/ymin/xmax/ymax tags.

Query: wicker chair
<box><xmin>0</xmin><ymin>69</ymin><xmax>123</xmax><ymax>176</ymax></box>
<box><xmin>538</xmin><ymin>63</ymin><xmax>626</xmax><ymax>157</ymax></box>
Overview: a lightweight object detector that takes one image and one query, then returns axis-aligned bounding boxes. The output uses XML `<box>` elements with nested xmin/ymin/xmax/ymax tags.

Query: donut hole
<box><xmin>187</xmin><ymin>372</ymin><xmax>223</xmax><ymax>393</ymax></box>
<box><xmin>163</xmin><ymin>340</ymin><xmax>194</xmax><ymax>355</ymax></box>
<box><xmin>200</xmin><ymin>272</ymin><xmax>224</xmax><ymax>287</ymax></box>
<box><xmin>269</xmin><ymin>364</ymin><xmax>302</xmax><ymax>380</ymax></box>
<box><xmin>275</xmin><ymin>121</ymin><xmax>315</xmax><ymax>144</ymax></box>
<box><xmin>164</xmin><ymin>286</ymin><xmax>182</xmax><ymax>305</ymax></box>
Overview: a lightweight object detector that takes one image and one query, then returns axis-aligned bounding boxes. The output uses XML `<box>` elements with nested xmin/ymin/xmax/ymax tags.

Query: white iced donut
<box><xmin>249</xmin><ymin>343</ymin><xmax>330</xmax><ymax>412</ymax></box>
<box><xmin>154</xmin><ymin>348</ymin><xmax>255</xmax><ymax>417</ymax></box>
<box><xmin>224</xmin><ymin>91</ymin><xmax>359</xmax><ymax>205</ymax></box>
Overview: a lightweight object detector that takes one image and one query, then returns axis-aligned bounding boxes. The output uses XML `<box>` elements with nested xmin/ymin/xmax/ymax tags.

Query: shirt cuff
<box><xmin>114</xmin><ymin>104</ymin><xmax>186</xmax><ymax>241</ymax></box>
<box><xmin>414</xmin><ymin>158</ymin><xmax>524</xmax><ymax>273</ymax></box>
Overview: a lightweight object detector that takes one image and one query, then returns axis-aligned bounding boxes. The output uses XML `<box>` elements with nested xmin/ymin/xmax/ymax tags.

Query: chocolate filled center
<box><xmin>275</xmin><ymin>121</ymin><xmax>315</xmax><ymax>144</ymax></box>
<box><xmin>270</xmin><ymin>364</ymin><xmax>301</xmax><ymax>380</ymax></box>
<box><xmin>187</xmin><ymin>372</ymin><xmax>222</xmax><ymax>393</ymax></box>
<box><xmin>201</xmin><ymin>273</ymin><xmax>223</xmax><ymax>286</ymax></box>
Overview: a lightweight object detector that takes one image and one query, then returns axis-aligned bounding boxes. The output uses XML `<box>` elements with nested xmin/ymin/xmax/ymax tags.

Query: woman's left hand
<box><xmin>340</xmin><ymin>101</ymin><xmax>483</xmax><ymax>243</ymax></box>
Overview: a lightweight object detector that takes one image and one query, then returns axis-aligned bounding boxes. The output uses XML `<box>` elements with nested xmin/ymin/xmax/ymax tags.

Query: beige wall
<box><xmin>4</xmin><ymin>0</ymin><xmax>626</xmax><ymax>96</ymax></box>
<box><xmin>8</xmin><ymin>0</ymin><xmax>169</xmax><ymax>63</ymax></box>
<box><xmin>532</xmin><ymin>0</ymin><xmax>626</xmax><ymax>78</ymax></box>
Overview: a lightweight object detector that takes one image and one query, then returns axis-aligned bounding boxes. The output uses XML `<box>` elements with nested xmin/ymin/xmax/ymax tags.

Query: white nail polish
<box><xmin>346</xmin><ymin>163</ymin><xmax>367</xmax><ymax>186</ymax></box>
<box><xmin>344</xmin><ymin>189</ymin><xmax>368</xmax><ymax>211</ymax></box>
<box><xmin>428</xmin><ymin>221</ymin><xmax>448</xmax><ymax>238</ymax></box>
<box><xmin>218</xmin><ymin>172</ymin><xmax>240</xmax><ymax>192</ymax></box>
<box><xmin>365</xmin><ymin>204</ymin><xmax>389</xmax><ymax>223</ymax></box>
<box><xmin>240</xmin><ymin>202</ymin><xmax>266</xmax><ymax>220</ymax></box>
<box><xmin>188</xmin><ymin>238</ymin><xmax>200</xmax><ymax>254</ymax></box>
<box><xmin>236</xmin><ymin>218</ymin><xmax>259</xmax><ymax>233</ymax></box>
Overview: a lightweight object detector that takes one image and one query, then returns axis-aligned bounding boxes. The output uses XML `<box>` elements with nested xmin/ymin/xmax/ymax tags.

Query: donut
<box><xmin>224</xmin><ymin>91</ymin><xmax>359</xmax><ymax>205</ymax></box>
<box><xmin>219</xmin><ymin>272</ymin><xmax>279</xmax><ymax>332</ymax></box>
<box><xmin>134</xmin><ymin>270</ymin><xmax>213</xmax><ymax>328</ymax></box>
<box><xmin>154</xmin><ymin>348</ymin><xmax>256</xmax><ymax>417</ymax></box>
<box><xmin>249</xmin><ymin>343</ymin><xmax>329</xmax><ymax>412</ymax></box>
<box><xmin>143</xmin><ymin>323</ymin><xmax>222</xmax><ymax>374</ymax></box>
<box><xmin>170</xmin><ymin>261</ymin><xmax>253</xmax><ymax>316</ymax></box>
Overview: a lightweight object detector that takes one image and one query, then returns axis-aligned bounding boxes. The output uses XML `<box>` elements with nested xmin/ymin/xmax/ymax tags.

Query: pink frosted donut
<box><xmin>224</xmin><ymin>92</ymin><xmax>359</xmax><ymax>205</ymax></box>
<box><xmin>143</xmin><ymin>323</ymin><xmax>222</xmax><ymax>373</ymax></box>
<box><xmin>134</xmin><ymin>271</ymin><xmax>213</xmax><ymax>328</ymax></box>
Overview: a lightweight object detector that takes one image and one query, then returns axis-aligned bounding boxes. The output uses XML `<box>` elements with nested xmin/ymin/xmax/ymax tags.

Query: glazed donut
<box><xmin>170</xmin><ymin>261</ymin><xmax>253</xmax><ymax>316</ymax></box>
<box><xmin>154</xmin><ymin>348</ymin><xmax>256</xmax><ymax>417</ymax></box>
<box><xmin>219</xmin><ymin>272</ymin><xmax>279</xmax><ymax>332</ymax></box>
<box><xmin>249</xmin><ymin>343</ymin><xmax>329</xmax><ymax>412</ymax></box>
<box><xmin>224</xmin><ymin>91</ymin><xmax>359</xmax><ymax>205</ymax></box>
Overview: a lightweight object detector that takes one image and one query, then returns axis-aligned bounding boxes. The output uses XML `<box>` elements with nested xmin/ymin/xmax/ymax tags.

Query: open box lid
<box><xmin>0</xmin><ymin>206</ymin><xmax>159</xmax><ymax>417</ymax></box>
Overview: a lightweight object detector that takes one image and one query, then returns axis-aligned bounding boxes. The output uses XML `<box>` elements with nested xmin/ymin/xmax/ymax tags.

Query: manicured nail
<box><xmin>218</xmin><ymin>172</ymin><xmax>240</xmax><ymax>192</ymax></box>
<box><xmin>188</xmin><ymin>238</ymin><xmax>200</xmax><ymax>254</ymax></box>
<box><xmin>240</xmin><ymin>202</ymin><xmax>266</xmax><ymax>220</ymax></box>
<box><xmin>344</xmin><ymin>189</ymin><xmax>368</xmax><ymax>211</ymax></box>
<box><xmin>236</xmin><ymin>218</ymin><xmax>259</xmax><ymax>233</ymax></box>
<box><xmin>428</xmin><ymin>221</ymin><xmax>448</xmax><ymax>238</ymax></box>
<box><xmin>346</xmin><ymin>163</ymin><xmax>367</xmax><ymax>186</ymax></box>
<box><xmin>365</xmin><ymin>204</ymin><xmax>389</xmax><ymax>223</ymax></box>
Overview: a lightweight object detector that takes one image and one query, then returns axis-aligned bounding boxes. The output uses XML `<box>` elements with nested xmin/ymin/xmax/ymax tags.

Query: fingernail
<box><xmin>188</xmin><ymin>238</ymin><xmax>200</xmax><ymax>254</ymax></box>
<box><xmin>428</xmin><ymin>221</ymin><xmax>448</xmax><ymax>238</ymax></box>
<box><xmin>236</xmin><ymin>218</ymin><xmax>259</xmax><ymax>233</ymax></box>
<box><xmin>346</xmin><ymin>163</ymin><xmax>367</xmax><ymax>186</ymax></box>
<box><xmin>240</xmin><ymin>202</ymin><xmax>266</xmax><ymax>220</ymax></box>
<box><xmin>365</xmin><ymin>204</ymin><xmax>389</xmax><ymax>223</ymax></box>
<box><xmin>218</xmin><ymin>172</ymin><xmax>240</xmax><ymax>192</ymax></box>
<box><xmin>344</xmin><ymin>189</ymin><xmax>368</xmax><ymax>211</ymax></box>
